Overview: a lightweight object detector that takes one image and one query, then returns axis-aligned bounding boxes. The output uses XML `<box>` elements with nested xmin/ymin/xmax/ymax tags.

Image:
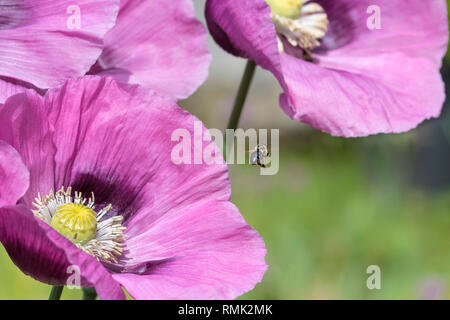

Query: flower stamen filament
<box><xmin>267</xmin><ymin>0</ymin><xmax>329</xmax><ymax>60</ymax></box>
<box><xmin>32</xmin><ymin>187</ymin><xmax>125</xmax><ymax>263</ymax></box>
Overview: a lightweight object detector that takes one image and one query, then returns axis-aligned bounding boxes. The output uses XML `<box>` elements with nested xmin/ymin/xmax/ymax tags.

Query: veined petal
<box><xmin>97</xmin><ymin>0</ymin><xmax>211</xmax><ymax>101</ymax></box>
<box><xmin>0</xmin><ymin>78</ymin><xmax>25</xmax><ymax>103</ymax></box>
<box><xmin>0</xmin><ymin>76</ymin><xmax>266</xmax><ymax>299</ymax></box>
<box><xmin>114</xmin><ymin>201</ymin><xmax>267</xmax><ymax>300</ymax></box>
<box><xmin>0</xmin><ymin>0</ymin><xmax>119</xmax><ymax>91</ymax></box>
<box><xmin>0</xmin><ymin>140</ymin><xmax>29</xmax><ymax>206</ymax></box>
<box><xmin>206</xmin><ymin>0</ymin><xmax>449</xmax><ymax>137</ymax></box>
<box><xmin>280</xmin><ymin>51</ymin><xmax>446</xmax><ymax>136</ymax></box>
<box><xmin>205</xmin><ymin>0</ymin><xmax>282</xmax><ymax>78</ymax></box>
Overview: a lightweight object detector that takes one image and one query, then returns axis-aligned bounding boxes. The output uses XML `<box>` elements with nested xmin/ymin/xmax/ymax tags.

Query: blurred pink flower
<box><xmin>419</xmin><ymin>277</ymin><xmax>447</xmax><ymax>300</ymax></box>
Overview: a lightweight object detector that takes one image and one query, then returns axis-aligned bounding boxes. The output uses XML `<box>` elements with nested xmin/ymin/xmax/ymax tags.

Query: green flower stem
<box><xmin>82</xmin><ymin>287</ymin><xmax>97</xmax><ymax>300</ymax></box>
<box><xmin>224</xmin><ymin>60</ymin><xmax>257</xmax><ymax>159</ymax></box>
<box><xmin>226</xmin><ymin>60</ymin><xmax>257</xmax><ymax>131</ymax></box>
<box><xmin>49</xmin><ymin>285</ymin><xmax>64</xmax><ymax>300</ymax></box>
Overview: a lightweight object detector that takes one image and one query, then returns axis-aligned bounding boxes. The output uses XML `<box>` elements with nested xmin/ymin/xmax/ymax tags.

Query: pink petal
<box><xmin>0</xmin><ymin>140</ymin><xmax>29</xmax><ymax>206</ymax></box>
<box><xmin>114</xmin><ymin>201</ymin><xmax>267</xmax><ymax>300</ymax></box>
<box><xmin>0</xmin><ymin>76</ymin><xmax>267</xmax><ymax>299</ymax></box>
<box><xmin>205</xmin><ymin>0</ymin><xmax>281</xmax><ymax>77</ymax></box>
<box><xmin>0</xmin><ymin>0</ymin><xmax>119</xmax><ymax>90</ymax></box>
<box><xmin>97</xmin><ymin>0</ymin><xmax>211</xmax><ymax>100</ymax></box>
<box><xmin>0</xmin><ymin>78</ymin><xmax>25</xmax><ymax>103</ymax></box>
<box><xmin>0</xmin><ymin>92</ymin><xmax>58</xmax><ymax>206</ymax></box>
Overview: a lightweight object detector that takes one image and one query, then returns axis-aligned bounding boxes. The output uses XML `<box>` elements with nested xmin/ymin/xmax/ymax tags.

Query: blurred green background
<box><xmin>0</xmin><ymin>1</ymin><xmax>449</xmax><ymax>299</ymax></box>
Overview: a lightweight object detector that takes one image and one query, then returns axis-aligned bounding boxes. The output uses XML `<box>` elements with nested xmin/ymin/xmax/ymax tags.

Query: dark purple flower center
<box><xmin>71</xmin><ymin>173</ymin><xmax>147</xmax><ymax>224</ymax></box>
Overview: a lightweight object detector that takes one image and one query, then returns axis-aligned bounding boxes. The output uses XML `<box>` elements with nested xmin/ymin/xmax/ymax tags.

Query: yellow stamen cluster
<box><xmin>32</xmin><ymin>187</ymin><xmax>125</xmax><ymax>263</ymax></box>
<box><xmin>51</xmin><ymin>203</ymin><xmax>97</xmax><ymax>245</ymax></box>
<box><xmin>266</xmin><ymin>0</ymin><xmax>303</xmax><ymax>19</ymax></box>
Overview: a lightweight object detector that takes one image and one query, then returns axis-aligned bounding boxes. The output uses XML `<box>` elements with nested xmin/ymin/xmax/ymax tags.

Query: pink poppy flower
<box><xmin>205</xmin><ymin>0</ymin><xmax>449</xmax><ymax>137</ymax></box>
<box><xmin>0</xmin><ymin>76</ymin><xmax>266</xmax><ymax>300</ymax></box>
